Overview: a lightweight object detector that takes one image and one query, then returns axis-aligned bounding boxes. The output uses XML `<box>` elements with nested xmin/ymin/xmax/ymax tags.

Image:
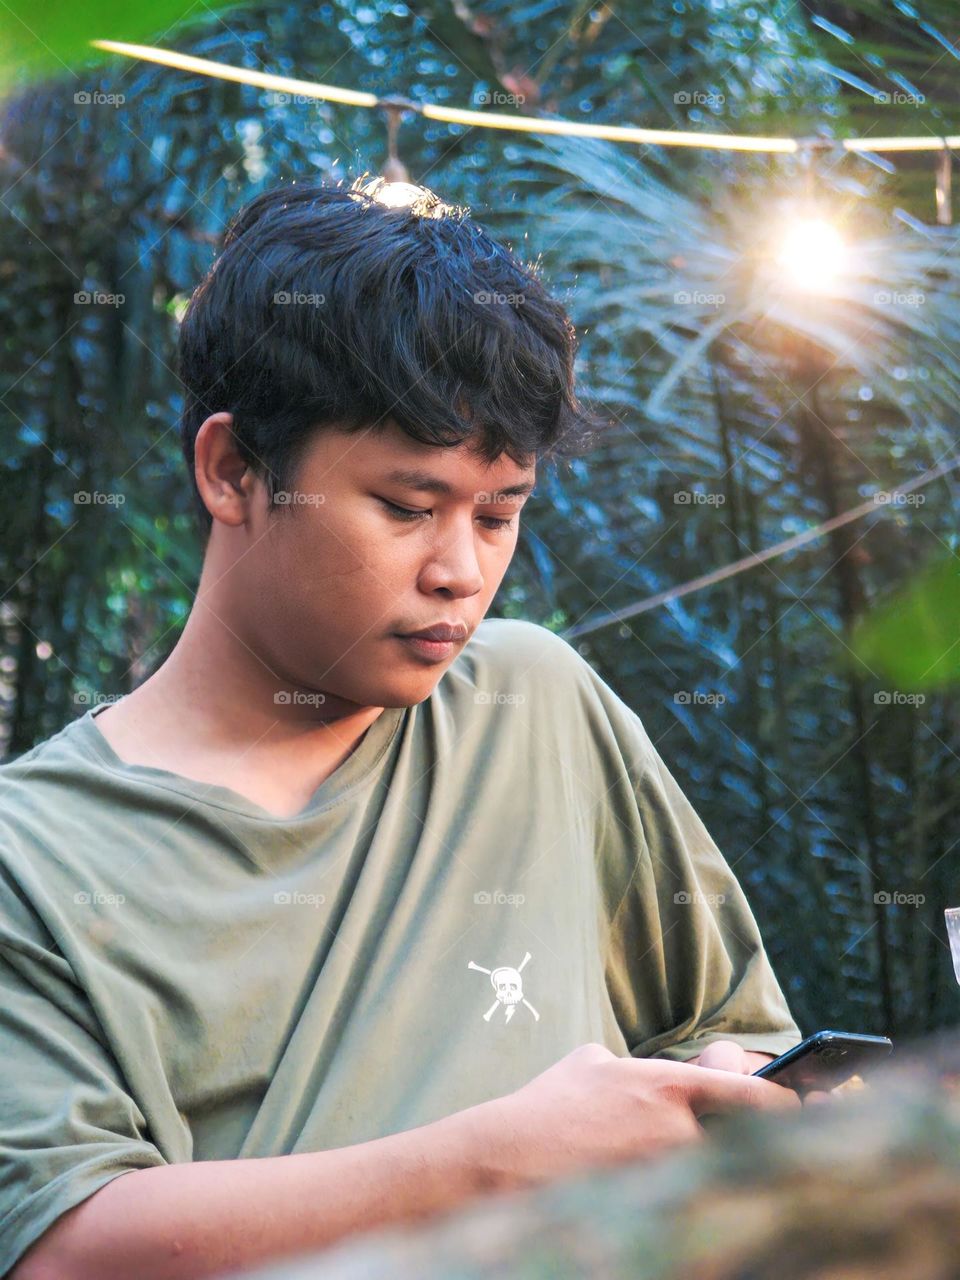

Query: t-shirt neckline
<box><xmin>78</xmin><ymin>699</ymin><xmax>407</xmax><ymax>822</ymax></box>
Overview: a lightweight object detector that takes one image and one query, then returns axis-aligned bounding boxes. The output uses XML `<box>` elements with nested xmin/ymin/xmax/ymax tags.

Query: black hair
<box><xmin>177</xmin><ymin>175</ymin><xmax>605</xmax><ymax>538</ymax></box>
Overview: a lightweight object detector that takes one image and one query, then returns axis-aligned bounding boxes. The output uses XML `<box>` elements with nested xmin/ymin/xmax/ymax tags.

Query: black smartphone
<box><xmin>752</xmin><ymin>1030</ymin><xmax>893</xmax><ymax>1094</ymax></box>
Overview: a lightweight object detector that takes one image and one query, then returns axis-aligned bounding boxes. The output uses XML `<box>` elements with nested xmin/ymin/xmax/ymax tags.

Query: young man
<box><xmin>0</xmin><ymin>178</ymin><xmax>802</xmax><ymax>1280</ymax></box>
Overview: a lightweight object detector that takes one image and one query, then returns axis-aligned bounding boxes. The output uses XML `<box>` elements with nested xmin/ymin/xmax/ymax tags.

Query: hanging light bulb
<box><xmin>367</xmin><ymin>180</ymin><xmax>422</xmax><ymax>207</ymax></box>
<box><xmin>352</xmin><ymin>176</ymin><xmax>453</xmax><ymax>219</ymax></box>
<box><xmin>776</xmin><ymin>216</ymin><xmax>847</xmax><ymax>292</ymax></box>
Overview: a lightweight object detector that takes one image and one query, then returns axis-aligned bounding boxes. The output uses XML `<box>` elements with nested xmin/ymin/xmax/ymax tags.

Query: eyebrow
<box><xmin>383</xmin><ymin>468</ymin><xmax>536</xmax><ymax>498</ymax></box>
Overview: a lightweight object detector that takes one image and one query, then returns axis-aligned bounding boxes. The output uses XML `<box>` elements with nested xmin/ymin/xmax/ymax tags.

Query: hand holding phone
<box><xmin>752</xmin><ymin>1030</ymin><xmax>893</xmax><ymax>1096</ymax></box>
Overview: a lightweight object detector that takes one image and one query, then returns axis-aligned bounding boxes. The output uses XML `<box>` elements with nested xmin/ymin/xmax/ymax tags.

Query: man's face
<box><xmin>218</xmin><ymin>419</ymin><xmax>536</xmax><ymax>711</ymax></box>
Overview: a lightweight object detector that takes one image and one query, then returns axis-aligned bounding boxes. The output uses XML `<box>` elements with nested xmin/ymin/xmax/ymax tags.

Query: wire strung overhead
<box><xmin>561</xmin><ymin>454</ymin><xmax>960</xmax><ymax>641</ymax></box>
<box><xmin>92</xmin><ymin>40</ymin><xmax>960</xmax><ymax>157</ymax></box>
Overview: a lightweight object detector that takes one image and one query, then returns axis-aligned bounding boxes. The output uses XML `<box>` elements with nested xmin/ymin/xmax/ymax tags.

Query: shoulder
<box><xmin>0</xmin><ymin>716</ymin><xmax>91</xmax><ymax>887</ymax></box>
<box><xmin>450</xmin><ymin>617</ymin><xmax>591</xmax><ymax>696</ymax></box>
<box><xmin>444</xmin><ymin>619</ymin><xmax>655</xmax><ymax>759</ymax></box>
<box><xmin>431</xmin><ymin>621</ymin><xmax>662</xmax><ymax>832</ymax></box>
<box><xmin>463</xmin><ymin>616</ymin><xmax>588</xmax><ymax>672</ymax></box>
<box><xmin>0</xmin><ymin>715</ymin><xmax>84</xmax><ymax>807</ymax></box>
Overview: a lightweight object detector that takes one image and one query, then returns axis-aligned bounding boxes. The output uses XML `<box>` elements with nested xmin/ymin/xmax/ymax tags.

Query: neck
<box><xmin>128</xmin><ymin>566</ymin><xmax>383</xmax><ymax>757</ymax></box>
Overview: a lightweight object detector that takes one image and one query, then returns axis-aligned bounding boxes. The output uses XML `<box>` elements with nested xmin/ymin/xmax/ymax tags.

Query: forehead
<box><xmin>382</xmin><ymin>464</ymin><xmax>535</xmax><ymax>500</ymax></box>
<box><xmin>331</xmin><ymin>420</ymin><xmax>536</xmax><ymax>496</ymax></box>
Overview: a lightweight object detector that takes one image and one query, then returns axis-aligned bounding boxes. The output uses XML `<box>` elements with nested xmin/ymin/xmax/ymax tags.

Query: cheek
<box><xmin>280</xmin><ymin>508</ymin><xmax>377</xmax><ymax>583</ymax></box>
<box><xmin>267</xmin><ymin>510</ymin><xmax>411</xmax><ymax>629</ymax></box>
<box><xmin>266</xmin><ymin>507</ymin><xmax>516</xmax><ymax>614</ymax></box>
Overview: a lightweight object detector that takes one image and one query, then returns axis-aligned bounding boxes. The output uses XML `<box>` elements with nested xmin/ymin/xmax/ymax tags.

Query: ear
<box><xmin>193</xmin><ymin>412</ymin><xmax>260</xmax><ymax>529</ymax></box>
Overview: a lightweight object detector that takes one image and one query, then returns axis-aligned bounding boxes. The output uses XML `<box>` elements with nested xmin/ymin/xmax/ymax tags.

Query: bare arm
<box><xmin>11</xmin><ymin>1101</ymin><xmax>502</xmax><ymax>1280</ymax></box>
<box><xmin>12</xmin><ymin>1046</ymin><xmax>797</xmax><ymax>1280</ymax></box>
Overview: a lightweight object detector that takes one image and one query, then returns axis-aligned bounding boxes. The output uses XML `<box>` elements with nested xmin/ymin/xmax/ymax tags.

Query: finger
<box><xmin>680</xmin><ymin>1064</ymin><xmax>802</xmax><ymax>1116</ymax></box>
<box><xmin>694</xmin><ymin>1041</ymin><xmax>746</xmax><ymax>1073</ymax></box>
<box><xmin>803</xmin><ymin>1090</ymin><xmax>832</xmax><ymax>1105</ymax></box>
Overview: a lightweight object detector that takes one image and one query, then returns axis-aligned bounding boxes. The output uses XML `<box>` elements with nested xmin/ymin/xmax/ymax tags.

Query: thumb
<box><xmin>694</xmin><ymin>1040</ymin><xmax>747</xmax><ymax>1073</ymax></box>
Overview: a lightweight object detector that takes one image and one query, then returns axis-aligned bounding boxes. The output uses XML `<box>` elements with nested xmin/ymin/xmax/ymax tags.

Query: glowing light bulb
<box><xmin>776</xmin><ymin>218</ymin><xmax>846</xmax><ymax>292</ymax></box>
<box><xmin>350</xmin><ymin>177</ymin><xmax>452</xmax><ymax>219</ymax></box>
<box><xmin>366</xmin><ymin>180</ymin><xmax>424</xmax><ymax>208</ymax></box>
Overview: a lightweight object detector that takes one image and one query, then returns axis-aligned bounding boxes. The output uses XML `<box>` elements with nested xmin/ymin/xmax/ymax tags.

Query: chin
<box><xmin>372</xmin><ymin>675</ymin><xmax>445</xmax><ymax>709</ymax></box>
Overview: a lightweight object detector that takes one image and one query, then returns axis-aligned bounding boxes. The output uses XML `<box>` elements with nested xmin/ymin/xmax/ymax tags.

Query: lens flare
<box><xmin>776</xmin><ymin>218</ymin><xmax>846</xmax><ymax>292</ymax></box>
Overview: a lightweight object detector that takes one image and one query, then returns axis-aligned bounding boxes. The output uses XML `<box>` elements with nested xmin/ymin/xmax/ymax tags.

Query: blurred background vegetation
<box><xmin>1</xmin><ymin>0</ymin><xmax>958</xmax><ymax>1041</ymax></box>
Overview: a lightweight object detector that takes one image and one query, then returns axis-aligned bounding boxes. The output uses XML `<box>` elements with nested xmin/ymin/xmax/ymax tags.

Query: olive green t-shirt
<box><xmin>0</xmin><ymin>618</ymin><xmax>801</xmax><ymax>1273</ymax></box>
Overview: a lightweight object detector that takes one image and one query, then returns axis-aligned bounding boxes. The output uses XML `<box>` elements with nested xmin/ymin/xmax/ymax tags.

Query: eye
<box><xmin>377</xmin><ymin>498</ymin><xmax>430</xmax><ymax>522</ymax></box>
<box><xmin>377</xmin><ymin>498</ymin><xmax>517</xmax><ymax>532</ymax></box>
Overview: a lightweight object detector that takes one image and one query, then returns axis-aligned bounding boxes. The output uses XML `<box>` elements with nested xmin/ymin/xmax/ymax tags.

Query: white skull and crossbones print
<box><xmin>467</xmin><ymin>950</ymin><xmax>540</xmax><ymax>1023</ymax></box>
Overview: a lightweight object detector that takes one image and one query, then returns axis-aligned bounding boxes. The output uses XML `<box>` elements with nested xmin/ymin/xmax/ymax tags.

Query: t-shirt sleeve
<box><xmin>0</xmin><ymin>865</ymin><xmax>167</xmax><ymax>1277</ymax></box>
<box><xmin>560</xmin><ymin>640</ymin><xmax>803</xmax><ymax>1062</ymax></box>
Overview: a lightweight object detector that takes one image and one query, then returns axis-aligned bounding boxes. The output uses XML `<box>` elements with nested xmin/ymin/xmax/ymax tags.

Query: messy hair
<box><xmin>177</xmin><ymin>175</ymin><xmax>605</xmax><ymax>537</ymax></box>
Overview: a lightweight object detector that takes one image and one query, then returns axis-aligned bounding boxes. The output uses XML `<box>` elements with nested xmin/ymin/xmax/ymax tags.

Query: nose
<box><xmin>417</xmin><ymin>515</ymin><xmax>485</xmax><ymax>598</ymax></box>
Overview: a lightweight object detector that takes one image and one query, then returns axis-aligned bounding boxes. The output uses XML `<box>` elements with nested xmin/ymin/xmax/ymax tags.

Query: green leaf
<box><xmin>0</xmin><ymin>1</ymin><xmax>239</xmax><ymax>86</ymax></box>
<box><xmin>853</xmin><ymin>553</ymin><xmax>960</xmax><ymax>690</ymax></box>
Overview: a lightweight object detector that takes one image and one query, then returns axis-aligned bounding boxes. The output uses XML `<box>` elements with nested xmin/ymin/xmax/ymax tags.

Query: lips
<box><xmin>397</xmin><ymin>624</ymin><xmax>469</xmax><ymax>642</ymax></box>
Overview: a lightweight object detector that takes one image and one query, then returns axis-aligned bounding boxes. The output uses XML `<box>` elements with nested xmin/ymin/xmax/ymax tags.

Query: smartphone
<box><xmin>752</xmin><ymin>1030</ymin><xmax>893</xmax><ymax>1094</ymax></box>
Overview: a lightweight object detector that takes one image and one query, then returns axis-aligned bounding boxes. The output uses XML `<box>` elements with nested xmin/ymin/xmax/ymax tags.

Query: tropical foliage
<box><xmin>1</xmin><ymin>0</ymin><xmax>957</xmax><ymax>1038</ymax></box>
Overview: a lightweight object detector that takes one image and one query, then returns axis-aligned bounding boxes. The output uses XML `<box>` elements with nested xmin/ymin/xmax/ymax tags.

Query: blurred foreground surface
<box><xmin>233</xmin><ymin>1031</ymin><xmax>960</xmax><ymax>1280</ymax></box>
